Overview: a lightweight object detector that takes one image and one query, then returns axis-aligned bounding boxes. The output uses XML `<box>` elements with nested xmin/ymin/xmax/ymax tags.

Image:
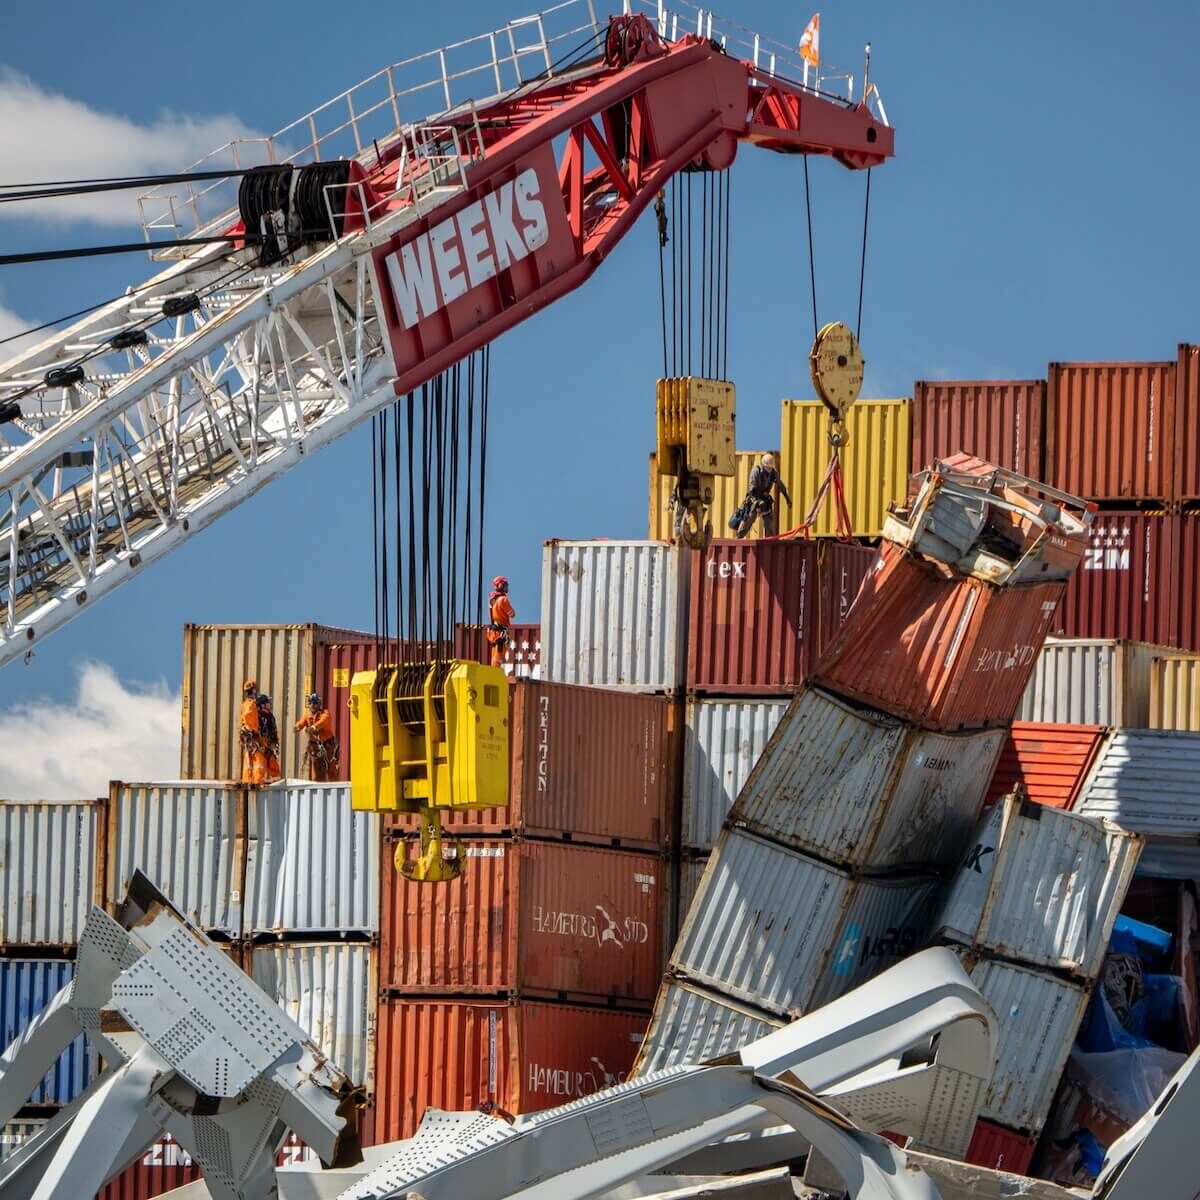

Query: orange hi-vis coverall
<box><xmin>295</xmin><ymin>707</ymin><xmax>339</xmax><ymax>782</ymax></box>
<box><xmin>240</xmin><ymin>697</ymin><xmax>267</xmax><ymax>784</ymax></box>
<box><xmin>487</xmin><ymin>593</ymin><xmax>515</xmax><ymax>669</ymax></box>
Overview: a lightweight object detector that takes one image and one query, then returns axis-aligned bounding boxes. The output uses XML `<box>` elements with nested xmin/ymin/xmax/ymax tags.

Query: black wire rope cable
<box><xmin>699</xmin><ymin>170</ymin><xmax>708</xmax><ymax>377</ymax></box>
<box><xmin>656</xmin><ymin>197</ymin><xmax>668</xmax><ymax>379</ymax></box>
<box><xmin>803</xmin><ymin>156</ymin><xmax>819</xmax><ymax>341</ymax></box>
<box><xmin>406</xmin><ymin>392</ymin><xmax>418</xmax><ymax>656</ymax></box>
<box><xmin>686</xmin><ymin>171</ymin><xmax>693</xmax><ymax>377</ymax></box>
<box><xmin>371</xmin><ymin>415</ymin><xmax>380</xmax><ymax>659</ymax></box>
<box><xmin>379</xmin><ymin>406</ymin><xmax>390</xmax><ymax>654</ymax></box>
<box><xmin>477</xmin><ymin>346</ymin><xmax>489</xmax><ymax>625</ymax></box>
<box><xmin>463</xmin><ymin>357</ymin><xmax>475</xmax><ymax>627</ymax></box>
<box><xmin>393</xmin><ymin>396</ymin><xmax>403</xmax><ymax>662</ymax></box>
<box><xmin>856</xmin><ymin>167</ymin><xmax>872</xmax><ymax>342</ymax></box>
<box><xmin>722</xmin><ymin>167</ymin><xmax>731</xmax><ymax>381</ymax></box>
<box><xmin>448</xmin><ymin>362</ymin><xmax>461</xmax><ymax>657</ymax></box>
<box><xmin>434</xmin><ymin>373</ymin><xmax>446</xmax><ymax>656</ymax></box>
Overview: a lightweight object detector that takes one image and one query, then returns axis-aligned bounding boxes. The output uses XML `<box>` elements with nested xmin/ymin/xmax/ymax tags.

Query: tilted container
<box><xmin>911</xmin><ymin>380</ymin><xmax>1045</xmax><ymax>479</ymax></box>
<box><xmin>107</xmin><ymin>782</ymin><xmax>244</xmax><ymax>939</ymax></box>
<box><xmin>1151</xmin><ymin>655</ymin><xmax>1200</xmax><ymax>730</ymax></box>
<box><xmin>380</xmin><ymin>839</ymin><xmax>663</xmax><ymax>1005</ymax></box>
<box><xmin>936</xmin><ymin>795</ymin><xmax>1141</xmax><ymax>980</ymax></box>
<box><xmin>0</xmin><ymin>801</ymin><xmax>103</xmax><ymax>949</ymax></box>
<box><xmin>250</xmin><ymin>943</ymin><xmax>376</xmax><ymax>1091</ymax></box>
<box><xmin>686</xmin><ymin>539</ymin><xmax>875</xmax><ymax>696</ymax></box>
<box><xmin>682</xmin><ymin>698</ymin><xmax>788</xmax><ymax>853</ymax></box>
<box><xmin>180</xmin><ymin>623</ymin><xmax>374</xmax><ymax>781</ymax></box>
<box><xmin>670</xmin><ymin>828</ymin><xmax>941</xmax><ymax>1018</ymax></box>
<box><xmin>540</xmin><ymin>540</ymin><xmax>688</xmax><ymax>692</ymax></box>
<box><xmin>984</xmin><ymin>723</ymin><xmax>1106</xmax><ymax>811</ymax></box>
<box><xmin>373</xmin><ymin>998</ymin><xmax>646</xmax><ymax>1141</ymax></box>
<box><xmin>243</xmin><ymin>783</ymin><xmax>378</xmax><ymax>939</ymax></box>
<box><xmin>634</xmin><ymin>979</ymin><xmax>782</xmax><ymax>1075</ymax></box>
<box><xmin>730</xmin><ymin>687</ymin><xmax>1003</xmax><ymax>872</ymax></box>
<box><xmin>648</xmin><ymin>450</ymin><xmax>777</xmax><ymax>540</ymax></box>
<box><xmin>781</xmin><ymin>399</ymin><xmax>910</xmax><ymax>537</ymax></box>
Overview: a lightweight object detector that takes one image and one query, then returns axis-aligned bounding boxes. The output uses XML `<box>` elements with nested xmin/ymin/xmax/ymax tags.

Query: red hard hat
<box><xmin>492</xmin><ymin>575</ymin><xmax>509</xmax><ymax>590</ymax></box>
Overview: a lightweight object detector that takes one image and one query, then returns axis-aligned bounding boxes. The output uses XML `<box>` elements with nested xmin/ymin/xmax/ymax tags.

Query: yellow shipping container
<box><xmin>780</xmin><ymin>398</ymin><xmax>910</xmax><ymax>537</ymax></box>
<box><xmin>647</xmin><ymin>449</ymin><xmax>778</xmax><ymax>540</ymax></box>
<box><xmin>1150</xmin><ymin>656</ymin><xmax>1200</xmax><ymax>731</ymax></box>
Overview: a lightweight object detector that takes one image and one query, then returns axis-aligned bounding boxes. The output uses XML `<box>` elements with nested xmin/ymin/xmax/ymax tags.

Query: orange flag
<box><xmin>799</xmin><ymin>14</ymin><xmax>820</xmax><ymax>67</ymax></box>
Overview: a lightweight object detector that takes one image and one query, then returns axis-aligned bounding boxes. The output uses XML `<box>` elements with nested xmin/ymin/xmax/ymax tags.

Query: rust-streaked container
<box><xmin>1046</xmin><ymin>361</ymin><xmax>1175</xmax><ymax>500</ymax></box>
<box><xmin>1053</xmin><ymin>512</ymin><xmax>1178</xmax><ymax>646</ymax></box>
<box><xmin>911</xmin><ymin>380</ymin><xmax>1045</xmax><ymax>478</ymax></box>
<box><xmin>381</xmin><ymin>839</ymin><xmax>663</xmax><ymax>1004</ymax></box>
<box><xmin>180</xmin><ymin>623</ymin><xmax>374</xmax><ymax>781</ymax></box>
<box><xmin>1176</xmin><ymin>515</ymin><xmax>1200</xmax><ymax>652</ymax></box>
<box><xmin>453</xmin><ymin>623</ymin><xmax>542</xmax><ymax>677</ymax></box>
<box><xmin>1150</xmin><ymin>655</ymin><xmax>1200</xmax><ymax>730</ymax></box>
<box><xmin>985</xmin><ymin>723</ymin><xmax>1107</xmax><ymax>810</ymax></box>
<box><xmin>647</xmin><ymin>450</ymin><xmax>777</xmax><ymax>540</ymax></box>
<box><xmin>379</xmin><ymin>678</ymin><xmax>679</xmax><ymax>847</ymax></box>
<box><xmin>963</xmin><ymin>1119</ymin><xmax>1036</xmax><ymax>1175</ymax></box>
<box><xmin>687</xmin><ymin>538</ymin><xmax>875</xmax><ymax>695</ymax></box>
<box><xmin>813</xmin><ymin>544</ymin><xmax>1065</xmax><ymax>732</ymax></box>
<box><xmin>1177</xmin><ymin>345</ymin><xmax>1200</xmax><ymax>500</ymax></box>
<box><xmin>374</xmin><ymin>997</ymin><xmax>646</xmax><ymax>1140</ymax></box>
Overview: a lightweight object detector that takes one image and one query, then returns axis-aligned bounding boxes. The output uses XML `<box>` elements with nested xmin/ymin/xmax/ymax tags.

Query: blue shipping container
<box><xmin>0</xmin><ymin>960</ymin><xmax>93</xmax><ymax>1105</ymax></box>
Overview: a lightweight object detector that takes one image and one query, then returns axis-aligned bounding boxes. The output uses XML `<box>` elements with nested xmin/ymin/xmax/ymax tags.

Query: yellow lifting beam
<box><xmin>348</xmin><ymin>659</ymin><xmax>509</xmax><ymax>882</ymax></box>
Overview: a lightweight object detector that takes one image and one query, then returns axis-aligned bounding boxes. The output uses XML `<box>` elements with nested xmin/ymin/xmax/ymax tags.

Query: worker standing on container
<box><xmin>486</xmin><ymin>575</ymin><xmax>515</xmax><ymax>669</ymax></box>
<box><xmin>737</xmin><ymin>453</ymin><xmax>791</xmax><ymax>538</ymax></box>
<box><xmin>295</xmin><ymin>692</ymin><xmax>339</xmax><ymax>782</ymax></box>
<box><xmin>257</xmin><ymin>693</ymin><xmax>282</xmax><ymax>783</ymax></box>
<box><xmin>239</xmin><ymin>679</ymin><xmax>267</xmax><ymax>784</ymax></box>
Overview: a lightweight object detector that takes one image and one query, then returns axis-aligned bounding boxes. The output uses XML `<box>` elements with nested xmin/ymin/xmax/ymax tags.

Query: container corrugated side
<box><xmin>648</xmin><ymin>450</ymin><xmax>776</xmax><ymax>540</ymax></box>
<box><xmin>1178</xmin><ymin>515</ymin><xmax>1200</xmax><ymax>652</ymax></box>
<box><xmin>540</xmin><ymin>540</ymin><xmax>687</xmax><ymax>691</ymax></box>
<box><xmin>634</xmin><ymin>979</ymin><xmax>782</xmax><ymax>1075</ymax></box>
<box><xmin>250</xmin><ymin>943</ymin><xmax>376</xmax><ymax>1091</ymax></box>
<box><xmin>373</xmin><ymin>998</ymin><xmax>646</xmax><ymax>1140</ymax></box>
<box><xmin>911</xmin><ymin>380</ymin><xmax>1045</xmax><ymax>478</ymax></box>
<box><xmin>1053</xmin><ymin>514</ymin><xmax>1177</xmax><ymax>646</ymax></box>
<box><xmin>98</xmin><ymin>1137</ymin><xmax>201</xmax><ymax>1200</ymax></box>
<box><xmin>452</xmin><ymin>623</ymin><xmax>542</xmax><ymax>678</ymax></box>
<box><xmin>0</xmin><ymin>960</ymin><xmax>94</xmax><ymax>1105</ymax></box>
<box><xmin>985</xmin><ymin>723</ymin><xmax>1106</xmax><ymax>810</ymax></box>
<box><xmin>244</xmin><ymin>783</ymin><xmax>378</xmax><ymax>938</ymax></box>
<box><xmin>1178</xmin><ymin>344</ymin><xmax>1200</xmax><ymax>500</ymax></box>
<box><xmin>682</xmin><ymin>699</ymin><xmax>788</xmax><ymax>852</ymax></box>
<box><xmin>936</xmin><ymin>797</ymin><xmax>1141</xmax><ymax>980</ymax></box>
<box><xmin>0</xmin><ymin>801</ymin><xmax>101</xmax><ymax>948</ymax></box>
<box><xmin>1046</xmin><ymin>361</ymin><xmax>1176</xmax><ymax>501</ymax></box>
<box><xmin>781</xmin><ymin>399</ymin><xmax>910</xmax><ymax>537</ymax></box>
<box><xmin>963</xmin><ymin>1119</ymin><xmax>1037</xmax><ymax>1175</ymax></box>
<box><xmin>951</xmin><ymin>950</ymin><xmax>1089</xmax><ymax>1134</ymax></box>
<box><xmin>732</xmin><ymin>688</ymin><xmax>1003</xmax><ymax>871</ymax></box>
<box><xmin>678</xmin><ymin>855</ymin><xmax>709</xmax><ymax>929</ymax></box>
<box><xmin>1150</xmin><ymin>656</ymin><xmax>1200</xmax><ymax>730</ymax></box>
<box><xmin>180</xmin><ymin>623</ymin><xmax>373</xmax><ymax>781</ymax></box>
<box><xmin>381</xmin><ymin>840</ymin><xmax>663</xmax><ymax>1004</ymax></box>
<box><xmin>0</xmin><ymin>1121</ymin><xmax>45</xmax><ymax>1162</ymax></box>
<box><xmin>1015</xmin><ymin>638</ymin><xmax>1179</xmax><ymax>725</ymax></box>
<box><xmin>107</xmin><ymin>782</ymin><xmax>243</xmax><ymax>938</ymax></box>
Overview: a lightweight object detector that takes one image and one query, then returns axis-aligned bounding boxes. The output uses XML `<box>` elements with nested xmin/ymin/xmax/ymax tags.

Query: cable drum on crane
<box><xmin>237</xmin><ymin>160</ymin><xmax>357</xmax><ymax>264</ymax></box>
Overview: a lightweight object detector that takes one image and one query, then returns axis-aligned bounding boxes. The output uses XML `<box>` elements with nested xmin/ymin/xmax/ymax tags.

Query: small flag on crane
<box><xmin>799</xmin><ymin>14</ymin><xmax>820</xmax><ymax>67</ymax></box>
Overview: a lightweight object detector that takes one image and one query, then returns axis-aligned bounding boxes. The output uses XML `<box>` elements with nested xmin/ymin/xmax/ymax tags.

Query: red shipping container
<box><xmin>1046</xmin><ymin>361</ymin><xmax>1176</xmax><ymax>501</ymax></box>
<box><xmin>1177</xmin><ymin>514</ymin><xmax>1200</xmax><ymax>652</ymax></box>
<box><xmin>911</xmin><ymin>380</ymin><xmax>1045</xmax><ymax>479</ymax></box>
<box><xmin>387</xmin><ymin>679</ymin><xmax>679</xmax><ymax>847</ymax></box>
<box><xmin>98</xmin><ymin>1137</ymin><xmax>200</xmax><ymax>1200</ymax></box>
<box><xmin>963</xmin><ymin>1118</ymin><xmax>1036</xmax><ymax>1175</ymax></box>
<box><xmin>374</xmin><ymin>997</ymin><xmax>647</xmax><ymax>1140</ymax></box>
<box><xmin>381</xmin><ymin>839</ymin><xmax>663</xmax><ymax>1003</ymax></box>
<box><xmin>813</xmin><ymin>543</ymin><xmax>1064</xmax><ymax>731</ymax></box>
<box><xmin>985</xmin><ymin>723</ymin><xmax>1106</xmax><ymax>810</ymax></box>
<box><xmin>1054</xmin><ymin>512</ymin><xmax>1178</xmax><ymax>646</ymax></box>
<box><xmin>454</xmin><ymin>622</ymin><xmax>541</xmax><ymax>675</ymax></box>
<box><xmin>1177</xmin><ymin>345</ymin><xmax>1200</xmax><ymax>501</ymax></box>
<box><xmin>687</xmin><ymin>538</ymin><xmax>875</xmax><ymax>695</ymax></box>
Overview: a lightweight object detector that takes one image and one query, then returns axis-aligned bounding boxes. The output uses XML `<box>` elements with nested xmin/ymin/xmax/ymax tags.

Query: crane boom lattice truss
<box><xmin>0</xmin><ymin>1</ymin><xmax>892</xmax><ymax>670</ymax></box>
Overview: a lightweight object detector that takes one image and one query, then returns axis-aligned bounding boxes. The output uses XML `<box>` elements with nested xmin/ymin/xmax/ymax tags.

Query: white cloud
<box><xmin>0</xmin><ymin>69</ymin><xmax>259</xmax><ymax>225</ymax></box>
<box><xmin>0</xmin><ymin>663</ymin><xmax>179</xmax><ymax>800</ymax></box>
<box><xmin>0</xmin><ymin>303</ymin><xmax>37</xmax><ymax>360</ymax></box>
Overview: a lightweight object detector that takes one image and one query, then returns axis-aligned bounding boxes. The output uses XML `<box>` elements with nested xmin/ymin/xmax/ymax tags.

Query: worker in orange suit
<box><xmin>295</xmin><ymin>692</ymin><xmax>339</xmax><ymax>782</ymax></box>
<box><xmin>486</xmin><ymin>575</ymin><xmax>515</xmax><ymax>669</ymax></box>
<box><xmin>239</xmin><ymin>679</ymin><xmax>267</xmax><ymax>784</ymax></box>
<box><xmin>257</xmin><ymin>693</ymin><xmax>282</xmax><ymax>782</ymax></box>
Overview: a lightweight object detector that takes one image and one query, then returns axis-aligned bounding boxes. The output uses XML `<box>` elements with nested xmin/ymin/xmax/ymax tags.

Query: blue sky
<box><xmin>0</xmin><ymin>0</ymin><xmax>1197</xmax><ymax>710</ymax></box>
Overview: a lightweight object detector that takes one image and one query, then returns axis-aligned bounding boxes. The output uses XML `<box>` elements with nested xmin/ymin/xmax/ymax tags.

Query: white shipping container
<box><xmin>1074</xmin><ymin>728</ymin><xmax>1200</xmax><ymax>877</ymax></box>
<box><xmin>682</xmin><ymin>699</ymin><xmax>788</xmax><ymax>852</ymax></box>
<box><xmin>0</xmin><ymin>802</ymin><xmax>100</xmax><ymax>947</ymax></box>
<box><xmin>244</xmin><ymin>783</ymin><xmax>379</xmax><ymax>937</ymax></box>
<box><xmin>635</xmin><ymin>979</ymin><xmax>782</xmax><ymax>1075</ymax></box>
<box><xmin>108</xmin><ymin>782</ymin><xmax>242</xmax><ymax>938</ymax></box>
<box><xmin>732</xmin><ymin>689</ymin><xmax>1003</xmax><ymax>871</ymax></box>
<box><xmin>1016</xmin><ymin>638</ymin><xmax>1185</xmax><ymax>726</ymax></box>
<box><xmin>540</xmin><ymin>540</ymin><xmax>688</xmax><ymax>691</ymax></box>
<box><xmin>936</xmin><ymin>797</ymin><xmax>1141</xmax><ymax>980</ymax></box>
<box><xmin>671</xmin><ymin>828</ymin><xmax>940</xmax><ymax>1018</ymax></box>
<box><xmin>251</xmin><ymin>943</ymin><xmax>376</xmax><ymax>1091</ymax></box>
<box><xmin>951</xmin><ymin>949</ymin><xmax>1090</xmax><ymax>1134</ymax></box>
<box><xmin>0</xmin><ymin>1121</ymin><xmax>45</xmax><ymax>1162</ymax></box>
